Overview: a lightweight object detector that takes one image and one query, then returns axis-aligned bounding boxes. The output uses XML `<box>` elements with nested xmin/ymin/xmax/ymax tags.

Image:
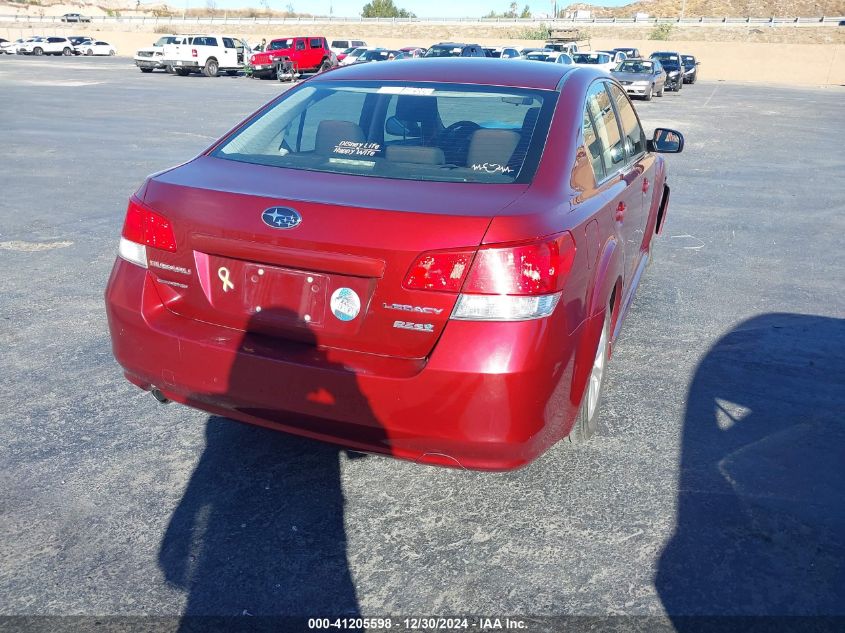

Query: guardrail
<box><xmin>1</xmin><ymin>14</ymin><xmax>844</xmax><ymax>27</ymax></box>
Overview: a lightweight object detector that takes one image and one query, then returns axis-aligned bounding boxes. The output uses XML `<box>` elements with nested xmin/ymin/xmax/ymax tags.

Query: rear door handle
<box><xmin>615</xmin><ymin>201</ymin><xmax>626</xmax><ymax>222</ymax></box>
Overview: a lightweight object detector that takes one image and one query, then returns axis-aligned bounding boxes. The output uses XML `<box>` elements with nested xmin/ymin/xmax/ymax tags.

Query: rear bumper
<box><xmin>165</xmin><ymin>60</ymin><xmax>199</xmax><ymax>68</ymax></box>
<box><xmin>105</xmin><ymin>259</ymin><xmax>584</xmax><ymax>471</ymax></box>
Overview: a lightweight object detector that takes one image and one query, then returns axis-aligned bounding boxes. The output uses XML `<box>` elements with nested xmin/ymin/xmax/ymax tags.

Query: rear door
<box><xmin>221</xmin><ymin>37</ymin><xmax>238</xmax><ymax>67</ymax></box>
<box><xmin>308</xmin><ymin>37</ymin><xmax>324</xmax><ymax>68</ymax></box>
<box><xmin>583</xmin><ymin>81</ymin><xmax>638</xmax><ymax>284</ymax></box>
<box><xmin>604</xmin><ymin>81</ymin><xmax>652</xmax><ymax>283</ymax></box>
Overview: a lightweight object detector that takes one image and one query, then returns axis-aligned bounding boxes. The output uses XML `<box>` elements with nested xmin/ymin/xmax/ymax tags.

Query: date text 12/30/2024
<box><xmin>307</xmin><ymin>617</ymin><xmax>528</xmax><ymax>630</ymax></box>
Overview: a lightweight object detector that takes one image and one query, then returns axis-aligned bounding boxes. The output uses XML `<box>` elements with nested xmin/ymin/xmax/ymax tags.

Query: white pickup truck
<box><xmin>162</xmin><ymin>34</ymin><xmax>250</xmax><ymax>77</ymax></box>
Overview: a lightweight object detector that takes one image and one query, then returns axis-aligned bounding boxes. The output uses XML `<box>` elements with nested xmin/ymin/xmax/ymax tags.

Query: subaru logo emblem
<box><xmin>261</xmin><ymin>207</ymin><xmax>301</xmax><ymax>229</ymax></box>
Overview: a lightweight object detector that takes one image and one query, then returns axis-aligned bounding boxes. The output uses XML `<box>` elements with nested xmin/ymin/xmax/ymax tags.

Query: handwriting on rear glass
<box><xmin>471</xmin><ymin>163</ymin><xmax>514</xmax><ymax>174</ymax></box>
<box><xmin>333</xmin><ymin>141</ymin><xmax>381</xmax><ymax>157</ymax></box>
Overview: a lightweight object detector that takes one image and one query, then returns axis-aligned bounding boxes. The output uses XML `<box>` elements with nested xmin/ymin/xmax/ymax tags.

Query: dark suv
<box><xmin>681</xmin><ymin>54</ymin><xmax>699</xmax><ymax>84</ymax></box>
<box><xmin>650</xmin><ymin>51</ymin><xmax>684</xmax><ymax>91</ymax></box>
<box><xmin>424</xmin><ymin>43</ymin><xmax>485</xmax><ymax>58</ymax></box>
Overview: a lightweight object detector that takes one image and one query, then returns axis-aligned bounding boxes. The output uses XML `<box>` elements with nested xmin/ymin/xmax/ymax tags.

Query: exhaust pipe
<box><xmin>151</xmin><ymin>388</ymin><xmax>170</xmax><ymax>404</ymax></box>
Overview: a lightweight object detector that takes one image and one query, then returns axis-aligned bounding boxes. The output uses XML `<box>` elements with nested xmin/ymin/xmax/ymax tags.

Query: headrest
<box><xmin>466</xmin><ymin>129</ymin><xmax>521</xmax><ymax>169</ymax></box>
<box><xmin>395</xmin><ymin>95</ymin><xmax>439</xmax><ymax>124</ymax></box>
<box><xmin>314</xmin><ymin>120</ymin><xmax>365</xmax><ymax>155</ymax></box>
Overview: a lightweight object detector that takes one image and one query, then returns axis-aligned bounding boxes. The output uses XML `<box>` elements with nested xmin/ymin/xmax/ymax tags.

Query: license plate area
<box><xmin>207</xmin><ymin>256</ymin><xmax>328</xmax><ymax>327</ymax></box>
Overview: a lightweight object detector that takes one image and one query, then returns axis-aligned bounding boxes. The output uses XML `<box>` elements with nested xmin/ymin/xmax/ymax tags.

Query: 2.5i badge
<box><xmin>330</xmin><ymin>287</ymin><xmax>361</xmax><ymax>322</ymax></box>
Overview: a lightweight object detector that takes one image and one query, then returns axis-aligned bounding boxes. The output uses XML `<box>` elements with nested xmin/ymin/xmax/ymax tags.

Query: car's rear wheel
<box><xmin>644</xmin><ymin>85</ymin><xmax>653</xmax><ymax>101</ymax></box>
<box><xmin>319</xmin><ymin>59</ymin><xmax>332</xmax><ymax>73</ymax></box>
<box><xmin>108</xmin><ymin>50</ymin><xmax>115</xmax><ymax>56</ymax></box>
<box><xmin>33</xmin><ymin>47</ymin><xmax>43</xmax><ymax>56</ymax></box>
<box><xmin>657</xmin><ymin>83</ymin><xmax>665</xmax><ymax>97</ymax></box>
<box><xmin>62</xmin><ymin>47</ymin><xmax>72</xmax><ymax>56</ymax></box>
<box><xmin>140</xmin><ymin>67</ymin><xmax>153</xmax><ymax>73</ymax></box>
<box><xmin>204</xmin><ymin>59</ymin><xmax>219</xmax><ymax>77</ymax></box>
<box><xmin>568</xmin><ymin>310</ymin><xmax>610</xmax><ymax>444</ymax></box>
<box><xmin>85</xmin><ymin>49</ymin><xmax>93</xmax><ymax>56</ymax></box>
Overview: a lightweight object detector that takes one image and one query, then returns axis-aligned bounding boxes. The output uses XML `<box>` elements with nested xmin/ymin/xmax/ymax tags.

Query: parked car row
<box><xmin>1</xmin><ymin>35</ymin><xmax>115</xmax><ymax>56</ymax></box>
<box><xmin>125</xmin><ymin>32</ymin><xmax>701</xmax><ymax>97</ymax></box>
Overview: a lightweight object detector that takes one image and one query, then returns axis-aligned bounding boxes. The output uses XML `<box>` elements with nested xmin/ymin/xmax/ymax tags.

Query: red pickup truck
<box><xmin>249</xmin><ymin>36</ymin><xmax>334</xmax><ymax>79</ymax></box>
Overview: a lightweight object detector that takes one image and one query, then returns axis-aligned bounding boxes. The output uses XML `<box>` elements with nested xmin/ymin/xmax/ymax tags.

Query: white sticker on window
<box><xmin>332</xmin><ymin>141</ymin><xmax>381</xmax><ymax>157</ymax></box>
<box><xmin>377</xmin><ymin>86</ymin><xmax>435</xmax><ymax>96</ymax></box>
<box><xmin>471</xmin><ymin>163</ymin><xmax>514</xmax><ymax>174</ymax></box>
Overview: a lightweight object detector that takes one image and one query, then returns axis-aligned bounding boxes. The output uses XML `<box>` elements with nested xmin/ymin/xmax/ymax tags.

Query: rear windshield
<box><xmin>424</xmin><ymin>45</ymin><xmax>464</xmax><ymax>58</ymax></box>
<box><xmin>573</xmin><ymin>53</ymin><xmax>610</xmax><ymax>64</ymax></box>
<box><xmin>212</xmin><ymin>81</ymin><xmax>555</xmax><ymax>184</ymax></box>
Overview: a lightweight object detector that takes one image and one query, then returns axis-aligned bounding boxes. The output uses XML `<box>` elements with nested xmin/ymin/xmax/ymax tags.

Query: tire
<box><xmin>203</xmin><ymin>58</ymin><xmax>219</xmax><ymax>77</ymax></box>
<box><xmin>108</xmin><ymin>50</ymin><xmax>115</xmax><ymax>56</ymax></box>
<box><xmin>568</xmin><ymin>310</ymin><xmax>610</xmax><ymax>444</ymax></box>
<box><xmin>33</xmin><ymin>47</ymin><xmax>43</xmax><ymax>56</ymax></box>
<box><xmin>318</xmin><ymin>59</ymin><xmax>332</xmax><ymax>73</ymax></box>
<box><xmin>164</xmin><ymin>65</ymin><xmax>174</xmax><ymax>74</ymax></box>
<box><xmin>85</xmin><ymin>49</ymin><xmax>93</xmax><ymax>56</ymax></box>
<box><xmin>140</xmin><ymin>67</ymin><xmax>153</xmax><ymax>73</ymax></box>
<box><xmin>657</xmin><ymin>83</ymin><xmax>665</xmax><ymax>97</ymax></box>
<box><xmin>62</xmin><ymin>47</ymin><xmax>72</xmax><ymax>56</ymax></box>
<box><xmin>644</xmin><ymin>85</ymin><xmax>652</xmax><ymax>101</ymax></box>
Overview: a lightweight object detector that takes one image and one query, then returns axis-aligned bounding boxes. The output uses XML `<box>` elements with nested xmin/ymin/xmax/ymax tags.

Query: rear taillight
<box><xmin>191</xmin><ymin>48</ymin><xmax>197</xmax><ymax>57</ymax></box>
<box><xmin>403</xmin><ymin>232</ymin><xmax>576</xmax><ymax>321</ymax></box>
<box><xmin>118</xmin><ymin>197</ymin><xmax>176</xmax><ymax>268</ymax></box>
<box><xmin>403</xmin><ymin>249</ymin><xmax>474</xmax><ymax>293</ymax></box>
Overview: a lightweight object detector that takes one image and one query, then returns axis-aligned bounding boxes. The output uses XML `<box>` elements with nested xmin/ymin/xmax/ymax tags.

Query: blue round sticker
<box><xmin>330</xmin><ymin>288</ymin><xmax>361</xmax><ymax>322</ymax></box>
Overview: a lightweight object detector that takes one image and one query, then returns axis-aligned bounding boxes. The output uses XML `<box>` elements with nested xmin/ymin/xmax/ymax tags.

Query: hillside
<box><xmin>564</xmin><ymin>0</ymin><xmax>845</xmax><ymax>18</ymax></box>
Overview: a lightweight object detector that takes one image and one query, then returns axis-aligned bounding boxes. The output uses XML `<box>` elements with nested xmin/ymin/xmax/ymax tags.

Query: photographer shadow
<box><xmin>656</xmin><ymin>313</ymin><xmax>845</xmax><ymax>625</ymax></box>
<box><xmin>158</xmin><ymin>306</ymin><xmax>385</xmax><ymax>629</ymax></box>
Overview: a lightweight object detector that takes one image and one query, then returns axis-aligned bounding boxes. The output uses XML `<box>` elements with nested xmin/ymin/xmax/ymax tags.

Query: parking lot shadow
<box><xmin>158</xmin><ymin>307</ymin><xmax>385</xmax><ymax>630</ymax></box>
<box><xmin>656</xmin><ymin>313</ymin><xmax>845</xmax><ymax>626</ymax></box>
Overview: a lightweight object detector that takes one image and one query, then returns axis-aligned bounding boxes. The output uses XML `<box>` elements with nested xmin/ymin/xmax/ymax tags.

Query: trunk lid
<box><xmin>141</xmin><ymin>156</ymin><xmax>528</xmax><ymax>359</ymax></box>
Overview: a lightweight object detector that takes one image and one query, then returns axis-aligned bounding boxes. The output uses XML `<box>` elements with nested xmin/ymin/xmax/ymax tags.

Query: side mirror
<box><xmin>385</xmin><ymin>115</ymin><xmax>420</xmax><ymax>137</ymax></box>
<box><xmin>648</xmin><ymin>128</ymin><xmax>684</xmax><ymax>153</ymax></box>
<box><xmin>696</xmin><ymin>61</ymin><xmax>701</xmax><ymax>65</ymax></box>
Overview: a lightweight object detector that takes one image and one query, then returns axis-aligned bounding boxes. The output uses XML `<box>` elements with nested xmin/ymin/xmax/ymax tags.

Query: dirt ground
<box><xmin>1</xmin><ymin>20</ymin><xmax>843</xmax><ymax>86</ymax></box>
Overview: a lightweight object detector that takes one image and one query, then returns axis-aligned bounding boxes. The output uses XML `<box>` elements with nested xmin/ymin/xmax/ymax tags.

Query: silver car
<box><xmin>610</xmin><ymin>59</ymin><xmax>667</xmax><ymax>100</ymax></box>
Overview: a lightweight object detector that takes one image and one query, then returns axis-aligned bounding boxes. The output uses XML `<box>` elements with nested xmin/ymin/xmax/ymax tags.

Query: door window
<box><xmin>585</xmin><ymin>81</ymin><xmax>625</xmax><ymax>175</ymax></box>
<box><xmin>296</xmin><ymin>40</ymin><xmax>305</xmax><ymax>51</ymax></box>
<box><xmin>606</xmin><ymin>83</ymin><xmax>646</xmax><ymax>159</ymax></box>
<box><xmin>223</xmin><ymin>37</ymin><xmax>235</xmax><ymax>49</ymax></box>
<box><xmin>310</xmin><ymin>38</ymin><xmax>322</xmax><ymax>49</ymax></box>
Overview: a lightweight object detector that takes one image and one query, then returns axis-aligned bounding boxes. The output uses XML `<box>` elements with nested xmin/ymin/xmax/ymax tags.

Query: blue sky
<box><xmin>187</xmin><ymin>0</ymin><xmax>632</xmax><ymax>18</ymax></box>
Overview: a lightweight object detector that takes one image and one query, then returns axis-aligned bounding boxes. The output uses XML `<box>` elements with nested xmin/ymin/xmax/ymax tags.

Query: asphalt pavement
<box><xmin>1</xmin><ymin>55</ymin><xmax>844</xmax><ymax>632</ymax></box>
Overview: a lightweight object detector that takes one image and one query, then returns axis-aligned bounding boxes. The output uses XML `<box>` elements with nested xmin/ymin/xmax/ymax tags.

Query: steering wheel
<box><xmin>441</xmin><ymin>121</ymin><xmax>481</xmax><ymax>164</ymax></box>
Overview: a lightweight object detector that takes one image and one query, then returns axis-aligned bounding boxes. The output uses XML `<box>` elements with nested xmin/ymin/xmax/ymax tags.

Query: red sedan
<box><xmin>105</xmin><ymin>59</ymin><xmax>683</xmax><ymax>470</ymax></box>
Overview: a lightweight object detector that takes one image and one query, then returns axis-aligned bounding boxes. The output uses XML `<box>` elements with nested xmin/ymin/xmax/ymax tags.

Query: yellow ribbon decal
<box><xmin>218</xmin><ymin>266</ymin><xmax>235</xmax><ymax>292</ymax></box>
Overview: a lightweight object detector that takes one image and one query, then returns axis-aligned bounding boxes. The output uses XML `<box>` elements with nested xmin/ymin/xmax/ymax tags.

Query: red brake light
<box><xmin>403</xmin><ymin>232</ymin><xmax>576</xmax><ymax>296</ymax></box>
<box><xmin>463</xmin><ymin>233</ymin><xmax>576</xmax><ymax>295</ymax></box>
<box><xmin>121</xmin><ymin>197</ymin><xmax>177</xmax><ymax>252</ymax></box>
<box><xmin>191</xmin><ymin>48</ymin><xmax>197</xmax><ymax>57</ymax></box>
<box><xmin>403</xmin><ymin>249</ymin><xmax>474</xmax><ymax>293</ymax></box>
